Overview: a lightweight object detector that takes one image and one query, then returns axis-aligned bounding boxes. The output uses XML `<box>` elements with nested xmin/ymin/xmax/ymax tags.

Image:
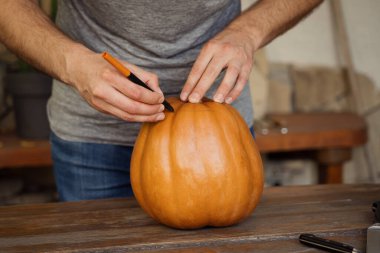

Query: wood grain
<box><xmin>0</xmin><ymin>184</ymin><xmax>378</xmax><ymax>252</ymax></box>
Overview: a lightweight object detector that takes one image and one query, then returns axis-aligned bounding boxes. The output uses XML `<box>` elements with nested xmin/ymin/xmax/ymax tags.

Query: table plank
<box><xmin>138</xmin><ymin>232</ymin><xmax>367</xmax><ymax>253</ymax></box>
<box><xmin>0</xmin><ymin>184</ymin><xmax>378</xmax><ymax>252</ymax></box>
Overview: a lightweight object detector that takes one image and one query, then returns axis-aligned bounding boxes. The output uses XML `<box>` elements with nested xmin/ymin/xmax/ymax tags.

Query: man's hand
<box><xmin>180</xmin><ymin>26</ymin><xmax>255</xmax><ymax>105</ymax></box>
<box><xmin>70</xmin><ymin>52</ymin><xmax>165</xmax><ymax>122</ymax></box>
<box><xmin>180</xmin><ymin>0</ymin><xmax>323</xmax><ymax>104</ymax></box>
<box><xmin>0</xmin><ymin>1</ymin><xmax>166</xmax><ymax>123</ymax></box>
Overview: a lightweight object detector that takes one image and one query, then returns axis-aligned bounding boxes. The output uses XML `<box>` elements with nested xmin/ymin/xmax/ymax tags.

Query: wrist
<box><xmin>59</xmin><ymin>43</ymin><xmax>94</xmax><ymax>86</ymax></box>
<box><xmin>228</xmin><ymin>18</ymin><xmax>262</xmax><ymax>53</ymax></box>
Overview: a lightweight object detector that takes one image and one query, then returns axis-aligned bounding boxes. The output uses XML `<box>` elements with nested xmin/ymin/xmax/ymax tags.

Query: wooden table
<box><xmin>0</xmin><ymin>184</ymin><xmax>378</xmax><ymax>252</ymax></box>
<box><xmin>255</xmin><ymin>112</ymin><xmax>367</xmax><ymax>184</ymax></box>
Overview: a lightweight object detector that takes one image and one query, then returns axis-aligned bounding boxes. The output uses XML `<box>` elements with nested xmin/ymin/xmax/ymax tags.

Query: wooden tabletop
<box><xmin>255</xmin><ymin>112</ymin><xmax>367</xmax><ymax>152</ymax></box>
<box><xmin>0</xmin><ymin>184</ymin><xmax>378</xmax><ymax>253</ymax></box>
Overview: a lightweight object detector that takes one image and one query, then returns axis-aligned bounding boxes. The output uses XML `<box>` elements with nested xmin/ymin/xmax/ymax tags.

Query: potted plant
<box><xmin>4</xmin><ymin>63</ymin><xmax>52</xmax><ymax>139</ymax></box>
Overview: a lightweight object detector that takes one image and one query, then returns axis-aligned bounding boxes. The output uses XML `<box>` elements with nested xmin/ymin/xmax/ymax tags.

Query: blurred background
<box><xmin>0</xmin><ymin>0</ymin><xmax>379</xmax><ymax>205</ymax></box>
<box><xmin>243</xmin><ymin>0</ymin><xmax>380</xmax><ymax>185</ymax></box>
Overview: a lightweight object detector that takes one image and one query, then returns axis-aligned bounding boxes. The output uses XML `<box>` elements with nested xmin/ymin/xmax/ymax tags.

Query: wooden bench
<box><xmin>0</xmin><ymin>184</ymin><xmax>377</xmax><ymax>252</ymax></box>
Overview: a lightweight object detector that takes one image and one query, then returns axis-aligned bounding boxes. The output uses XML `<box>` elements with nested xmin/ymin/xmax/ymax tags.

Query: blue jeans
<box><xmin>51</xmin><ymin>132</ymin><xmax>134</xmax><ymax>201</ymax></box>
<box><xmin>51</xmin><ymin>127</ymin><xmax>255</xmax><ymax>201</ymax></box>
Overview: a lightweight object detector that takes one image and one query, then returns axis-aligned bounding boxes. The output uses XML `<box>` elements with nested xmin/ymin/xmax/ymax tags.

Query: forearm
<box><xmin>0</xmin><ymin>0</ymin><xmax>91</xmax><ymax>85</ymax></box>
<box><xmin>231</xmin><ymin>0</ymin><xmax>323</xmax><ymax>51</ymax></box>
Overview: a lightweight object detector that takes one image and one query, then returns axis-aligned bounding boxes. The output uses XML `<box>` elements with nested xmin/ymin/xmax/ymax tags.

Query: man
<box><xmin>0</xmin><ymin>0</ymin><xmax>322</xmax><ymax>201</ymax></box>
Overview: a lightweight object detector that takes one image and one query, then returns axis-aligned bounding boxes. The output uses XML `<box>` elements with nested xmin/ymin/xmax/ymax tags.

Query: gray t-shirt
<box><xmin>48</xmin><ymin>0</ymin><xmax>253</xmax><ymax>146</ymax></box>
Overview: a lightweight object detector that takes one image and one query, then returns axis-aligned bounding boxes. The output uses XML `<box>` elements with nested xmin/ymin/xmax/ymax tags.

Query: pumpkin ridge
<box><xmin>168</xmin><ymin>100</ymin><xmax>200</xmax><ymax>227</ymax></box>
<box><xmin>225</xmin><ymin>105</ymin><xmax>264</xmax><ymax>219</ymax></box>
<box><xmin>131</xmin><ymin>123</ymin><xmax>150</xmax><ymax>215</ymax></box>
<box><xmin>205</xmin><ymin>102</ymin><xmax>242</xmax><ymax>225</ymax></box>
<box><xmin>227</xmin><ymin>107</ymin><xmax>250</xmax><ymax>223</ymax></box>
<box><xmin>197</xmin><ymin>101</ymin><xmax>218</xmax><ymax>226</ymax></box>
<box><xmin>139</xmin><ymin>123</ymin><xmax>160</xmax><ymax>221</ymax></box>
<box><xmin>159</xmin><ymin>103</ymin><xmax>183</xmax><ymax>227</ymax></box>
<box><xmin>168</xmin><ymin>101</ymin><xmax>182</xmax><ymax>227</ymax></box>
<box><xmin>222</xmin><ymin>104</ymin><xmax>258</xmax><ymax>223</ymax></box>
<box><xmin>203</xmin><ymin>101</ymin><xmax>216</xmax><ymax>225</ymax></box>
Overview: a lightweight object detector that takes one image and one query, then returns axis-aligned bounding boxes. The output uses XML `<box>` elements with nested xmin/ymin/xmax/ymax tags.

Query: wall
<box><xmin>242</xmin><ymin>0</ymin><xmax>380</xmax><ymax>184</ymax></box>
<box><xmin>242</xmin><ymin>0</ymin><xmax>380</xmax><ymax>89</ymax></box>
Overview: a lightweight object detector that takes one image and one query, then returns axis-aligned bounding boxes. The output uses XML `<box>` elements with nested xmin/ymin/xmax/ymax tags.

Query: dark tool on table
<box><xmin>367</xmin><ymin>201</ymin><xmax>380</xmax><ymax>253</ymax></box>
<box><xmin>299</xmin><ymin>233</ymin><xmax>360</xmax><ymax>253</ymax></box>
<box><xmin>102</xmin><ymin>52</ymin><xmax>174</xmax><ymax>112</ymax></box>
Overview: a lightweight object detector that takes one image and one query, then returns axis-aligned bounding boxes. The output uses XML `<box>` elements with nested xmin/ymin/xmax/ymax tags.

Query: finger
<box><xmin>181</xmin><ymin>44</ymin><xmax>215</xmax><ymax>101</ymax></box>
<box><xmin>145</xmin><ymin>76</ymin><xmax>164</xmax><ymax>95</ymax></box>
<box><xmin>212</xmin><ymin>63</ymin><xmax>240</xmax><ymax>103</ymax></box>
<box><xmin>113</xmin><ymin>79</ymin><xmax>164</xmax><ymax>105</ymax></box>
<box><xmin>188</xmin><ymin>56</ymin><xmax>231</xmax><ymax>103</ymax></box>
<box><xmin>225</xmin><ymin>63</ymin><xmax>252</xmax><ymax>104</ymax></box>
<box><xmin>93</xmin><ymin>97</ymin><xmax>165</xmax><ymax>122</ymax></box>
<box><xmin>93</xmin><ymin>84</ymin><xmax>164</xmax><ymax>115</ymax></box>
<box><xmin>121</xmin><ymin>61</ymin><xmax>164</xmax><ymax>94</ymax></box>
<box><xmin>101</xmin><ymin>68</ymin><xmax>164</xmax><ymax>105</ymax></box>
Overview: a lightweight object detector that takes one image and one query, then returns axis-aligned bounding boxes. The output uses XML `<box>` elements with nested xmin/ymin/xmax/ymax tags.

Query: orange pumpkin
<box><xmin>131</xmin><ymin>97</ymin><xmax>264</xmax><ymax>229</ymax></box>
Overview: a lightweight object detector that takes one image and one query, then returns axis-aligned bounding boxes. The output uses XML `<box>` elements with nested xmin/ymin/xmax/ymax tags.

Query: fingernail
<box><xmin>189</xmin><ymin>93</ymin><xmax>200</xmax><ymax>103</ymax></box>
<box><xmin>159</xmin><ymin>105</ymin><xmax>165</xmax><ymax>112</ymax></box>
<box><xmin>213</xmin><ymin>93</ymin><xmax>224</xmax><ymax>103</ymax></box>
<box><xmin>225</xmin><ymin>97</ymin><xmax>233</xmax><ymax>104</ymax></box>
<box><xmin>159</xmin><ymin>96</ymin><xmax>164</xmax><ymax>103</ymax></box>
<box><xmin>156</xmin><ymin>113</ymin><xmax>165</xmax><ymax>121</ymax></box>
<box><xmin>180</xmin><ymin>92</ymin><xmax>188</xmax><ymax>101</ymax></box>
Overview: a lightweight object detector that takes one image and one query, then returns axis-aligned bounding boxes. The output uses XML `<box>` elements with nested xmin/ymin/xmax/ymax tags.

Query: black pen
<box><xmin>102</xmin><ymin>52</ymin><xmax>174</xmax><ymax>112</ymax></box>
<box><xmin>299</xmin><ymin>233</ymin><xmax>361</xmax><ymax>253</ymax></box>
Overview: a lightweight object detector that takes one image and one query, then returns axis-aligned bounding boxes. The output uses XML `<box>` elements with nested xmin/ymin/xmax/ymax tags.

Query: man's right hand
<box><xmin>0</xmin><ymin>1</ymin><xmax>165</xmax><ymax>123</ymax></box>
<box><xmin>69</xmin><ymin>52</ymin><xmax>166</xmax><ymax>122</ymax></box>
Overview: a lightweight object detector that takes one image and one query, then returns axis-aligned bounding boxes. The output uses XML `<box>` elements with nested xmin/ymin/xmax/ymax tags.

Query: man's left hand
<box><xmin>180</xmin><ymin>26</ymin><xmax>256</xmax><ymax>104</ymax></box>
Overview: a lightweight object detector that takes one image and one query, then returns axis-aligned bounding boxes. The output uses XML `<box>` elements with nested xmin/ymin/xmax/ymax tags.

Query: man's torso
<box><xmin>48</xmin><ymin>0</ymin><xmax>253</xmax><ymax>146</ymax></box>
